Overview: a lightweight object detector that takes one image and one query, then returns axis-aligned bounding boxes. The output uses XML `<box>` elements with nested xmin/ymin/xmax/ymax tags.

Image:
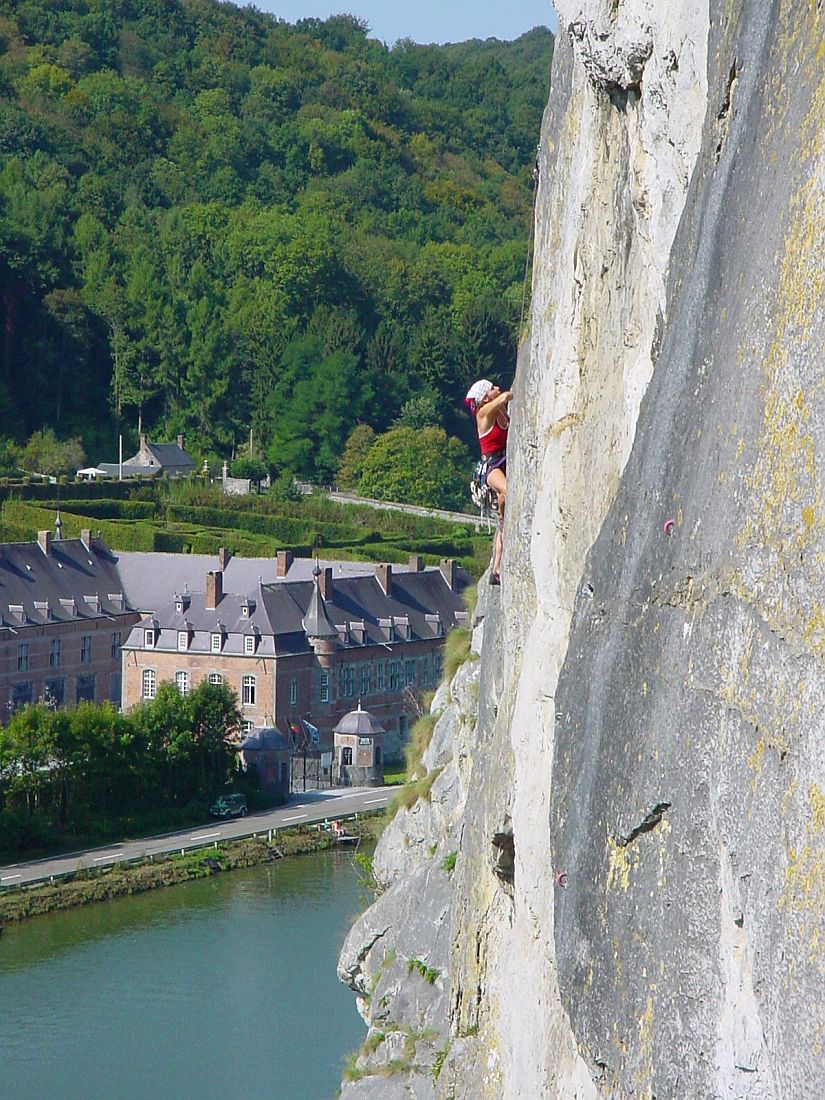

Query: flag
<box><xmin>285</xmin><ymin>718</ymin><xmax>301</xmax><ymax>749</ymax></box>
<box><xmin>302</xmin><ymin>718</ymin><xmax>320</xmax><ymax>746</ymax></box>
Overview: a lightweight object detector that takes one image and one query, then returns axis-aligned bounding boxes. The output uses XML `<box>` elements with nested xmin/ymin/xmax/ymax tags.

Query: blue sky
<box><xmin>248</xmin><ymin>1</ymin><xmax>558</xmax><ymax>45</ymax></box>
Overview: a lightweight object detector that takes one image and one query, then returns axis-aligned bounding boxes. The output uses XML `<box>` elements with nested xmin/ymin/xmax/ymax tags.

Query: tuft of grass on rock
<box><xmin>443</xmin><ymin>626</ymin><xmax>472</xmax><ymax>681</ymax></box>
<box><xmin>405</xmin><ymin>712</ymin><xmax>437</xmax><ymax>779</ymax></box>
<box><xmin>388</xmin><ymin>767</ymin><xmax>444</xmax><ymax>817</ymax></box>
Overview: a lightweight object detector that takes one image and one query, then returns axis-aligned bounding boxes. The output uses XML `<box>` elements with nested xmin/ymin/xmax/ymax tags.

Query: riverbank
<box><xmin>0</xmin><ymin>816</ymin><xmax>382</xmax><ymax>925</ymax></box>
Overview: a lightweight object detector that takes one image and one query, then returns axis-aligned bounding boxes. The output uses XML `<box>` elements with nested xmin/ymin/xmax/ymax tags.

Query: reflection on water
<box><xmin>0</xmin><ymin>849</ymin><xmax>368</xmax><ymax>1100</ymax></box>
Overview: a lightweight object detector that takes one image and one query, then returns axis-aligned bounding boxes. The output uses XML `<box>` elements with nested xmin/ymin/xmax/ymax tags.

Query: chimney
<box><xmin>177</xmin><ymin>433</ymin><xmax>184</xmax><ymax>450</ymax></box>
<box><xmin>276</xmin><ymin>549</ymin><xmax>293</xmax><ymax>578</ymax></box>
<box><xmin>440</xmin><ymin>558</ymin><xmax>457</xmax><ymax>590</ymax></box>
<box><xmin>218</xmin><ymin>546</ymin><xmax>232</xmax><ymax>571</ymax></box>
<box><xmin>37</xmin><ymin>530</ymin><xmax>51</xmax><ymax>555</ymax></box>
<box><xmin>139</xmin><ymin>432</ymin><xmax>147</xmax><ymax>453</ymax></box>
<box><xmin>376</xmin><ymin>563</ymin><xmax>392</xmax><ymax>596</ymax></box>
<box><xmin>408</xmin><ymin>554</ymin><xmax>424</xmax><ymax>572</ymax></box>
<box><xmin>319</xmin><ymin>566</ymin><xmax>333</xmax><ymax>600</ymax></box>
<box><xmin>80</xmin><ymin>529</ymin><xmax>92</xmax><ymax>551</ymax></box>
<box><xmin>206</xmin><ymin>570</ymin><xmax>223</xmax><ymax>609</ymax></box>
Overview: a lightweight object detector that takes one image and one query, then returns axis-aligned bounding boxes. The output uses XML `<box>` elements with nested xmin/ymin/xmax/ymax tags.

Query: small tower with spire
<box><xmin>302</xmin><ymin>565</ymin><xmax>339</xmax><ymax>669</ymax></box>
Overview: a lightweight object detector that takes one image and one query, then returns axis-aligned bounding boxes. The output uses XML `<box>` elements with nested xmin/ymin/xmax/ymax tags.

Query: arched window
<box><xmin>341</xmin><ymin>746</ymin><xmax>353</xmax><ymax>766</ymax></box>
<box><xmin>142</xmin><ymin>669</ymin><xmax>156</xmax><ymax>700</ymax></box>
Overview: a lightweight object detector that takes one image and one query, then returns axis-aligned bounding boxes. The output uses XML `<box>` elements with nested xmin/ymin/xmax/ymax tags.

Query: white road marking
<box><xmin>364</xmin><ymin>798</ymin><xmax>387</xmax><ymax>805</ymax></box>
<box><xmin>190</xmin><ymin>832</ymin><xmax>220</xmax><ymax>841</ymax></box>
<box><xmin>1</xmin><ymin>874</ymin><xmax>21</xmax><ymax>881</ymax></box>
<box><xmin>93</xmin><ymin>855</ymin><xmax>119</xmax><ymax>862</ymax></box>
<box><xmin>282</xmin><ymin>815</ymin><xmax>306</xmax><ymax>822</ymax></box>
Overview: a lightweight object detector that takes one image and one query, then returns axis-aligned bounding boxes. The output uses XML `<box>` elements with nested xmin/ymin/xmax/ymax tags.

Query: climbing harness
<box><xmin>470</xmin><ymin>457</ymin><xmax>499</xmax><ymax>527</ymax></box>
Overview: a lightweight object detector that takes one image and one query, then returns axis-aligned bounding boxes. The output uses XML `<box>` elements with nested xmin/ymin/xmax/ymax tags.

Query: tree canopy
<box><xmin>0</xmin><ymin>0</ymin><xmax>552</xmax><ymax>489</ymax></box>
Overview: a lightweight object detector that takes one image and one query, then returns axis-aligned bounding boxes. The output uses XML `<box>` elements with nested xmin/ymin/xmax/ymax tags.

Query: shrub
<box><xmin>407</xmin><ymin>958</ymin><xmax>439</xmax><ymax>984</ymax></box>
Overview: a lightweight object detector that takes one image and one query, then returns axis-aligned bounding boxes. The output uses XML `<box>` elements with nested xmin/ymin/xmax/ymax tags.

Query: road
<box><xmin>0</xmin><ymin>786</ymin><xmax>394</xmax><ymax>890</ymax></box>
<box><xmin>324</xmin><ymin>490</ymin><xmax>488</xmax><ymax>528</ymax></box>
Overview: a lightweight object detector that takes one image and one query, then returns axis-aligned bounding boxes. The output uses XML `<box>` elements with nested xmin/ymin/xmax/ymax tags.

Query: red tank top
<box><xmin>479</xmin><ymin>417</ymin><xmax>508</xmax><ymax>456</ymax></box>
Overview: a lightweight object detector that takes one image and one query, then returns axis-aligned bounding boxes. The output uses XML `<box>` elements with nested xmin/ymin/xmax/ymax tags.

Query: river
<box><xmin>0</xmin><ymin>849</ymin><xmax>368</xmax><ymax>1100</ymax></box>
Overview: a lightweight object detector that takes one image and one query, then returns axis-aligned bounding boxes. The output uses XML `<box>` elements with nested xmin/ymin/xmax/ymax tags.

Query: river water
<box><xmin>0</xmin><ymin>849</ymin><xmax>368</xmax><ymax>1100</ymax></box>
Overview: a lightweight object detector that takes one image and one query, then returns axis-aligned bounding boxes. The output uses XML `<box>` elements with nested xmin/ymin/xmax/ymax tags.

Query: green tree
<box><xmin>188</xmin><ymin>680</ymin><xmax>241</xmax><ymax>797</ymax></box>
<box><xmin>393</xmin><ymin>394</ymin><xmax>441</xmax><ymax>430</ymax></box>
<box><xmin>358</xmin><ymin>426</ymin><xmax>471</xmax><ymax>510</ymax></box>
<box><xmin>230</xmin><ymin>456</ymin><xmax>268</xmax><ymax>484</ymax></box>
<box><xmin>16</xmin><ymin>428</ymin><xmax>85</xmax><ymax>476</ymax></box>
<box><xmin>336</xmin><ymin>423</ymin><xmax>375</xmax><ymax>489</ymax></box>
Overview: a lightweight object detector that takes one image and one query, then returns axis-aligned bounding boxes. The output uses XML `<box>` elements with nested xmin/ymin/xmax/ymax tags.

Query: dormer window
<box><xmin>177</xmin><ymin>630</ymin><xmax>189</xmax><ymax>651</ymax></box>
<box><xmin>144</xmin><ymin>628</ymin><xmax>156</xmax><ymax>648</ymax></box>
<box><xmin>396</xmin><ymin>616</ymin><xmax>411</xmax><ymax>641</ymax></box>
<box><xmin>241</xmin><ymin>604</ymin><xmax>249</xmax><ymax>618</ymax></box>
<box><xmin>244</xmin><ymin>634</ymin><xmax>255</xmax><ymax>655</ymax></box>
<box><xmin>175</xmin><ymin>592</ymin><xmax>191</xmax><ymax>615</ymax></box>
<box><xmin>211</xmin><ymin>632</ymin><xmax>222</xmax><ymax>653</ymax></box>
<box><xmin>426</xmin><ymin>613</ymin><xmax>444</xmax><ymax>637</ymax></box>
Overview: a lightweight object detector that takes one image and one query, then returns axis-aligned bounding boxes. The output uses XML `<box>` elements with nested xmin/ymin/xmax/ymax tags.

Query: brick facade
<box><xmin>122</xmin><ymin>560</ymin><xmax>464</xmax><ymax>761</ymax></box>
<box><xmin>0</xmin><ymin>531</ymin><xmax>140</xmax><ymax>719</ymax></box>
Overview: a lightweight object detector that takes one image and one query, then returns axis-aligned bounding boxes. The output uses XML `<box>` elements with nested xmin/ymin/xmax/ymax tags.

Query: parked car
<box><xmin>209</xmin><ymin>793</ymin><xmax>248</xmax><ymax>819</ymax></box>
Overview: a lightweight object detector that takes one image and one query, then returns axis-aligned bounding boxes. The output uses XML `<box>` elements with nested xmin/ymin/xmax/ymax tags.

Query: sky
<box><xmin>249</xmin><ymin>1</ymin><xmax>558</xmax><ymax>46</ymax></box>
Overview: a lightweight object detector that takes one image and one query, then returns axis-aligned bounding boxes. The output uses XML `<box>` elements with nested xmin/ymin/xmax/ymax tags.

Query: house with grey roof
<box><xmin>0</xmin><ymin>525</ymin><xmax>140</xmax><ymax>715</ymax></box>
<box><xmin>121</xmin><ymin>557</ymin><xmax>467</xmax><ymax>762</ymax></box>
<box><xmin>95</xmin><ymin>433</ymin><xmax>196</xmax><ymax>479</ymax></box>
<box><xmin>113</xmin><ymin>547</ymin><xmax>430</xmax><ymax>614</ymax></box>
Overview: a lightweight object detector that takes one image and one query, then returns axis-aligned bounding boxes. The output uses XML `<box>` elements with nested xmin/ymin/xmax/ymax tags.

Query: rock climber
<box><xmin>465</xmin><ymin>378</ymin><xmax>513</xmax><ymax>585</ymax></box>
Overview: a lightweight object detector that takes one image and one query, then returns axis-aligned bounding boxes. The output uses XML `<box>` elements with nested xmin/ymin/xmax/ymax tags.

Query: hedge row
<box><xmin>166</xmin><ymin>483</ymin><xmax>465</xmax><ymax>539</ymax></box>
<box><xmin>165</xmin><ymin>504</ymin><xmax>374</xmax><ymax>547</ymax></box>
<box><xmin>1</xmin><ymin>501</ymin><xmax>157</xmax><ymax>551</ymax></box>
<box><xmin>58</xmin><ymin>499</ymin><xmax>158</xmax><ymax>520</ymax></box>
<box><xmin>0</xmin><ymin>479</ymin><xmax>146</xmax><ymax>503</ymax></box>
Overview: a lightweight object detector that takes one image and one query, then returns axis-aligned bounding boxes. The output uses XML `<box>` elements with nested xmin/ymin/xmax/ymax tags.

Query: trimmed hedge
<box><xmin>1</xmin><ymin>501</ymin><xmax>158</xmax><ymax>551</ymax></box>
<box><xmin>58</xmin><ymin>499</ymin><xmax>157</xmax><ymax>520</ymax></box>
<box><xmin>0</xmin><ymin>478</ymin><xmax>147</xmax><ymax>503</ymax></box>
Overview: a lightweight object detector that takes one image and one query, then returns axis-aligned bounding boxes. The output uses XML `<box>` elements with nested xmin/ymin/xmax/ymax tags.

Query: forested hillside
<box><xmin>0</xmin><ymin>0</ymin><xmax>552</xmax><ymax>484</ymax></box>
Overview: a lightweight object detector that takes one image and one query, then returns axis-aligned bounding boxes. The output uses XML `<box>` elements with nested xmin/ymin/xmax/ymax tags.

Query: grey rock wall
<box><xmin>550</xmin><ymin>2</ymin><xmax>825</xmax><ymax>1095</ymax></box>
<box><xmin>338</xmin><ymin>1</ymin><xmax>824</xmax><ymax>1097</ymax></box>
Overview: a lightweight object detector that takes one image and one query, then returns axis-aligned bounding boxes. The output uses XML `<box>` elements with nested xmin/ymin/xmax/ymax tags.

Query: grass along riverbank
<box><xmin>0</xmin><ymin>816</ymin><xmax>384</xmax><ymax>925</ymax></box>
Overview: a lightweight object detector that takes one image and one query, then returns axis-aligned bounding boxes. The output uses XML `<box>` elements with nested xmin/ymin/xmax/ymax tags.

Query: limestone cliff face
<box><xmin>339</xmin><ymin>2</ymin><xmax>825</xmax><ymax>1097</ymax></box>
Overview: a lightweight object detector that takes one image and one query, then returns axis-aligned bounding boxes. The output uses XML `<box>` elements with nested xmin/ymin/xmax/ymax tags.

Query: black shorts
<box><xmin>476</xmin><ymin>451</ymin><xmax>506</xmax><ymax>486</ymax></box>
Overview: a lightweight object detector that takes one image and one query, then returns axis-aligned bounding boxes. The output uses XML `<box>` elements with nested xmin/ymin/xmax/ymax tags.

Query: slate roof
<box><xmin>118</xmin><ymin>440</ymin><xmax>196</xmax><ymax>478</ymax></box>
<box><xmin>122</xmin><ymin>567</ymin><xmax>466</xmax><ymax>655</ymax></box>
<box><xmin>0</xmin><ymin>537</ymin><xmax>133</xmax><ymax>627</ymax></box>
<box><xmin>303</xmin><ymin>570</ymin><xmax>339</xmax><ymax>639</ymax></box>
<box><xmin>114</xmin><ymin>551</ymin><xmax>429</xmax><ymax>613</ymax></box>
<box><xmin>144</xmin><ymin>442</ymin><xmax>196</xmax><ymax>473</ymax></box>
<box><xmin>334</xmin><ymin>704</ymin><xmax>385</xmax><ymax>736</ymax></box>
<box><xmin>239</xmin><ymin>728</ymin><xmax>292</xmax><ymax>753</ymax></box>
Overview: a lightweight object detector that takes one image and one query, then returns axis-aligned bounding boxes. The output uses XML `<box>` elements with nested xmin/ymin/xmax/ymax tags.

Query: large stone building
<box><xmin>0</xmin><ymin>528</ymin><xmax>140</xmax><ymax>716</ymax></box>
<box><xmin>121</xmin><ymin>556</ymin><xmax>467</xmax><ymax>759</ymax></box>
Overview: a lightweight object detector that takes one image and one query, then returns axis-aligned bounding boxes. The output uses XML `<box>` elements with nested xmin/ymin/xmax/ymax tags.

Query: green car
<box><xmin>209</xmin><ymin>793</ymin><xmax>248</xmax><ymax>819</ymax></box>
